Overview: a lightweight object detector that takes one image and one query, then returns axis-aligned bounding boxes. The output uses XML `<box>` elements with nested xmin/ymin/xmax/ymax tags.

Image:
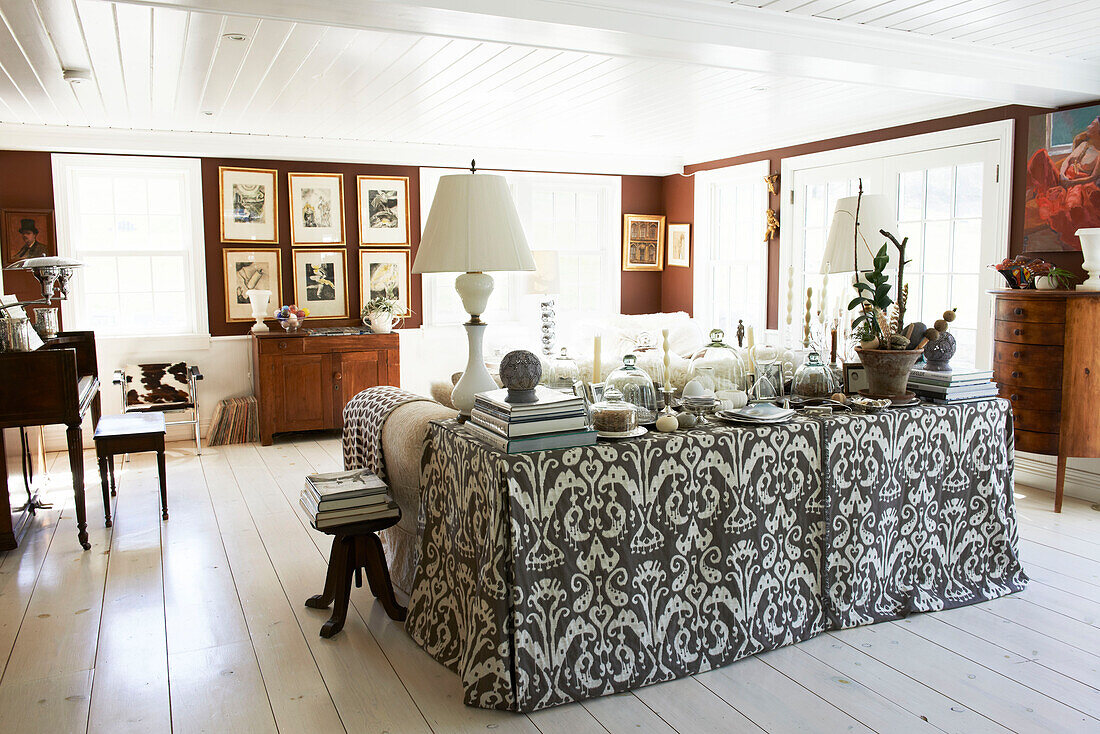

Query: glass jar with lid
<box><xmin>590</xmin><ymin>386</ymin><xmax>639</xmax><ymax>434</ymax></box>
<box><xmin>792</xmin><ymin>351</ymin><xmax>836</xmax><ymax>399</ymax></box>
<box><xmin>688</xmin><ymin>329</ymin><xmax>747</xmax><ymax>393</ymax></box>
<box><xmin>545</xmin><ymin>347</ymin><xmax>580</xmax><ymax>390</ymax></box>
<box><xmin>605</xmin><ymin>353</ymin><xmax>658</xmax><ymax>423</ymax></box>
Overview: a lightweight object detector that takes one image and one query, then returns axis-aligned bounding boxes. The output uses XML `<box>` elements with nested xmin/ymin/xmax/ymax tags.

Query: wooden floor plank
<box><xmin>796</xmin><ymin>634</ymin><xmax>1010</xmax><ymax>734</ymax></box>
<box><xmin>1017</xmin><ymin>579</ymin><xmax>1100</xmax><ymax>627</ymax></box>
<box><xmin>632</xmin><ymin>677</ymin><xmax>765</xmax><ymax>733</ymax></box>
<box><xmin>1020</xmin><ymin>539</ymin><xmax>1100</xmax><ymax>589</ymax></box>
<box><xmin>0</xmin><ymin>508</ymin><xmax>60</xmax><ymax>684</ymax></box>
<box><xmin>831</xmin><ymin>621</ymin><xmax>1097</xmax><ymax>732</ymax></box>
<box><xmin>579</xmin><ymin>692</ymin><xmax>677</xmax><ymax>734</ymax></box>
<box><xmin>0</xmin><ymin>669</ymin><xmax>94</xmax><ymax>734</ymax></box>
<box><xmin>87</xmin><ymin>452</ymin><xmax>171</xmax><ymax>734</ymax></box>
<box><xmin>169</xmin><ymin>641</ymin><xmax>278</xmax><ymax>734</ymax></box>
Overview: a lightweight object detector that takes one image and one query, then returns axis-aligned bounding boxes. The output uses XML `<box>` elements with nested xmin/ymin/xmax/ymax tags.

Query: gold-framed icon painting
<box><xmin>292</xmin><ymin>248</ymin><xmax>348</xmax><ymax>319</ymax></box>
<box><xmin>219</xmin><ymin>167</ymin><xmax>278</xmax><ymax>243</ymax></box>
<box><xmin>667</xmin><ymin>223</ymin><xmax>690</xmax><ymax>268</ymax></box>
<box><xmin>622</xmin><ymin>213</ymin><xmax>664</xmax><ymax>271</ymax></box>
<box><xmin>357</xmin><ymin>176</ymin><xmax>410</xmax><ymax>246</ymax></box>
<box><xmin>359</xmin><ymin>249</ymin><xmax>411</xmax><ymax>315</ymax></box>
<box><xmin>288</xmin><ymin>172</ymin><xmax>345</xmax><ymax>246</ymax></box>
<box><xmin>223</xmin><ymin>248</ymin><xmax>282</xmax><ymax>322</ymax></box>
<box><xmin>1</xmin><ymin>209</ymin><xmax>55</xmax><ymax>266</ymax></box>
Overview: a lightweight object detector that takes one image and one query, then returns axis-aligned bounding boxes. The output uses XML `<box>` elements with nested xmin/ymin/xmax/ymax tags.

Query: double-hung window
<box><xmin>52</xmin><ymin>154</ymin><xmax>207</xmax><ymax>339</ymax></box>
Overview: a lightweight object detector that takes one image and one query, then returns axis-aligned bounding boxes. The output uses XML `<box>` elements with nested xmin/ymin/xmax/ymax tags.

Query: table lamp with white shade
<box><xmin>412</xmin><ymin>168</ymin><xmax>536</xmax><ymax>416</ymax></box>
<box><xmin>819</xmin><ymin>193</ymin><xmax>898</xmax><ymax>276</ymax></box>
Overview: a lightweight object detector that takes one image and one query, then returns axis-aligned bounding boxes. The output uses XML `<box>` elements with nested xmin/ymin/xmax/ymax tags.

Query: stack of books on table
<box><xmin>299</xmin><ymin>468</ymin><xmax>398</xmax><ymax>529</ymax></box>
<box><xmin>468</xmin><ymin>386</ymin><xmax>597</xmax><ymax>454</ymax></box>
<box><xmin>908</xmin><ymin>366</ymin><xmax>999</xmax><ymax>404</ymax></box>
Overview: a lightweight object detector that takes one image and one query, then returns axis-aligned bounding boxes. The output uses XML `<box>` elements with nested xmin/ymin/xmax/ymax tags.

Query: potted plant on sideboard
<box><xmin>361</xmin><ymin>296</ymin><xmax>403</xmax><ymax>334</ymax></box>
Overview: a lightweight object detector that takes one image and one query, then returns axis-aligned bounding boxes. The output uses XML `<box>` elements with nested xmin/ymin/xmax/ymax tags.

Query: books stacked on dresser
<box><xmin>908</xmin><ymin>366</ymin><xmax>999</xmax><ymax>404</ymax></box>
<box><xmin>468</xmin><ymin>386</ymin><xmax>596</xmax><ymax>454</ymax></box>
<box><xmin>299</xmin><ymin>468</ymin><xmax>398</xmax><ymax>529</ymax></box>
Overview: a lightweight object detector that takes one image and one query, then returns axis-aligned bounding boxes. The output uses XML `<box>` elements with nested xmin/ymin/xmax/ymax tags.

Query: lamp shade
<box><xmin>412</xmin><ymin>173</ymin><xmax>536</xmax><ymax>274</ymax></box>
<box><xmin>820</xmin><ymin>194</ymin><xmax>898</xmax><ymax>274</ymax></box>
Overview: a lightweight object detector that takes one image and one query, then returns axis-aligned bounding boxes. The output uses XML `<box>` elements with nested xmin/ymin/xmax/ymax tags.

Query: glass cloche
<box><xmin>605</xmin><ymin>353</ymin><xmax>658</xmax><ymax>423</ymax></box>
<box><xmin>545</xmin><ymin>347</ymin><xmax>580</xmax><ymax>390</ymax></box>
<box><xmin>792</xmin><ymin>351</ymin><xmax>836</xmax><ymax>399</ymax></box>
<box><xmin>688</xmin><ymin>329</ymin><xmax>747</xmax><ymax>392</ymax></box>
<box><xmin>590</xmin><ymin>386</ymin><xmax>639</xmax><ymax>434</ymax></box>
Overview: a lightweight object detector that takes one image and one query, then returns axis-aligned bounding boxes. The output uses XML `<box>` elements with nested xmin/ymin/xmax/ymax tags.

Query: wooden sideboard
<box><xmin>252</xmin><ymin>332</ymin><xmax>400</xmax><ymax>445</ymax></box>
<box><xmin>990</xmin><ymin>289</ymin><xmax>1100</xmax><ymax>512</ymax></box>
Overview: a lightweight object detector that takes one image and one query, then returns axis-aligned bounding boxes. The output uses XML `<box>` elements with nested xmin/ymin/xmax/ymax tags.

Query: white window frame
<box><xmin>693</xmin><ymin>160</ymin><xmax>771</xmax><ymax>336</ymax></box>
<box><xmin>418</xmin><ymin>168</ymin><xmax>621</xmax><ymax>329</ymax></box>
<box><xmin>51</xmin><ymin>153</ymin><xmax>209</xmax><ymax>348</ymax></box>
<box><xmin>778</xmin><ymin>121</ymin><xmax>1014</xmax><ymax>363</ymax></box>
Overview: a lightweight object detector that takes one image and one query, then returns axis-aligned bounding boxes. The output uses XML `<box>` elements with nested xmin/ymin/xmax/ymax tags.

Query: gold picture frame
<box><xmin>622</xmin><ymin>213</ymin><xmax>665</xmax><ymax>271</ymax></box>
<box><xmin>667</xmin><ymin>223</ymin><xmax>690</xmax><ymax>268</ymax></box>
<box><xmin>219</xmin><ymin>166</ymin><xmax>278</xmax><ymax>244</ymax></box>
<box><xmin>223</xmin><ymin>248</ymin><xmax>282</xmax><ymax>322</ymax></box>
<box><xmin>288</xmin><ymin>172</ymin><xmax>345</xmax><ymax>246</ymax></box>
<box><xmin>357</xmin><ymin>175</ymin><xmax>411</xmax><ymax>246</ymax></box>
<box><xmin>292</xmin><ymin>248</ymin><xmax>349</xmax><ymax>319</ymax></box>
<box><xmin>359</xmin><ymin>249</ymin><xmax>412</xmax><ymax>316</ymax></box>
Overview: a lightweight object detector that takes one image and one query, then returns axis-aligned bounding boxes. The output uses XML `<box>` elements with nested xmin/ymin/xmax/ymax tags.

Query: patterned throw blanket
<box><xmin>341</xmin><ymin>386</ymin><xmax>435</xmax><ymax>480</ymax></box>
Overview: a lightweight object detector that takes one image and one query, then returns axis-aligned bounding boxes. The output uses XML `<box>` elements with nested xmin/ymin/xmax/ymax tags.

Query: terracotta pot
<box><xmin>854</xmin><ymin>347</ymin><xmax>923</xmax><ymax>398</ymax></box>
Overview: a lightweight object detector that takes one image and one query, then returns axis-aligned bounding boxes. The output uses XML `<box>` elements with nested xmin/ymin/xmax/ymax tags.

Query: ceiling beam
<box><xmin>99</xmin><ymin>0</ymin><xmax>1100</xmax><ymax>108</ymax></box>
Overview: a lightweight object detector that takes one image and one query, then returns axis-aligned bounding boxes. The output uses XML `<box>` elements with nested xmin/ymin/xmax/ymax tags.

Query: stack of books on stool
<box><xmin>467</xmin><ymin>385</ymin><xmax>597</xmax><ymax>454</ymax></box>
<box><xmin>299</xmin><ymin>468</ymin><xmax>398</xmax><ymax>529</ymax></box>
<box><xmin>908</xmin><ymin>366</ymin><xmax>998</xmax><ymax>404</ymax></box>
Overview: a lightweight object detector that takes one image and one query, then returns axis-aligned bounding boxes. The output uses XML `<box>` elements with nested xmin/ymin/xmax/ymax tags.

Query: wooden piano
<box><xmin>0</xmin><ymin>331</ymin><xmax>101</xmax><ymax>550</ymax></box>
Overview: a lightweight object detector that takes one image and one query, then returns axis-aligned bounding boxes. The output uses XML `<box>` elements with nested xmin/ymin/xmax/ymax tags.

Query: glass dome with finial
<box><xmin>605</xmin><ymin>353</ymin><xmax>658</xmax><ymax>423</ymax></box>
<box><xmin>792</xmin><ymin>351</ymin><xmax>836</xmax><ymax>399</ymax></box>
<box><xmin>545</xmin><ymin>347</ymin><xmax>580</xmax><ymax>390</ymax></box>
<box><xmin>688</xmin><ymin>328</ymin><xmax>747</xmax><ymax>392</ymax></box>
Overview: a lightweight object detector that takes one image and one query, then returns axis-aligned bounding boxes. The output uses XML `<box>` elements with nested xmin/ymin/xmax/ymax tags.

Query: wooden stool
<box><xmin>305</xmin><ymin>515</ymin><xmax>406</xmax><ymax>638</ymax></box>
<box><xmin>93</xmin><ymin>413</ymin><xmax>168</xmax><ymax>527</ymax></box>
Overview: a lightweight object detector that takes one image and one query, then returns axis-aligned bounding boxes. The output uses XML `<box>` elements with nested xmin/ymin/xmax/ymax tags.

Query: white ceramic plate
<box><xmin>597</xmin><ymin>426</ymin><xmax>648</xmax><ymax>439</ymax></box>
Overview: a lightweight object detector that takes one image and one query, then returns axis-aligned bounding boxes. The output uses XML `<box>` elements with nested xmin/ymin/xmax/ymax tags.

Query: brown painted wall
<box><xmin>0</xmin><ymin>150</ymin><xmax>62</xmax><ymax>326</ymax></box>
<box><xmin>620</xmin><ymin>175</ymin><xmax>665</xmax><ymax>314</ymax></box>
<box><xmin>661</xmin><ymin>174</ymin><xmax>694</xmax><ymax>314</ymax></box>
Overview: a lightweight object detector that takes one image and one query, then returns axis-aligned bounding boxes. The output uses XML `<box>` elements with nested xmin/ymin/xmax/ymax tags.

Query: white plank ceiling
<box><xmin>0</xmin><ymin>0</ymin><xmax>1097</xmax><ymax>172</ymax></box>
<box><xmin>733</xmin><ymin>0</ymin><xmax>1100</xmax><ymax>62</ymax></box>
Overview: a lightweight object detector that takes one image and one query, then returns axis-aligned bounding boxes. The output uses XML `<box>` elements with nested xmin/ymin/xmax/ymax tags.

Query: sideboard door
<box><xmin>334</xmin><ymin>350</ymin><xmax>383</xmax><ymax>425</ymax></box>
<box><xmin>271</xmin><ymin>353</ymin><xmax>334</xmax><ymax>433</ymax></box>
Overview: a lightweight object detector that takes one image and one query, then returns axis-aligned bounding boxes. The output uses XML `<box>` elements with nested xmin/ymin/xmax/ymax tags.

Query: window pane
<box><xmin>955</xmin><ymin>163</ymin><xmax>983</xmax><ymax>218</ymax></box>
<box><xmin>152</xmin><ymin>255</ymin><xmax>186</xmax><ymax>291</ymax></box>
<box><xmin>952</xmin><ymin>220</ymin><xmax>980</xmax><ymax>273</ymax></box>
<box><xmin>926</xmin><ymin>167</ymin><xmax>952</xmax><ymax>220</ymax></box>
<box><xmin>117</xmin><ymin>256</ymin><xmax>153</xmax><ymax>293</ymax></box>
<box><xmin>83</xmin><ymin>256</ymin><xmax>119</xmax><ymax>294</ymax></box>
<box><xmin>951</xmin><ymin>274</ymin><xmax>978</xmax><ymax>329</ymax></box>
<box><xmin>147</xmin><ymin>177</ymin><xmax>182</xmax><ymax>215</ymax></box>
<box><xmin>148</xmin><ymin>215</ymin><xmax>184</xmax><ymax>249</ymax></box>
<box><xmin>76</xmin><ymin>175</ymin><xmax>113</xmax><ymax>213</ymax></box>
<box><xmin>79</xmin><ymin>214</ymin><xmax>116</xmax><ymax>250</ymax></box>
<box><xmin>898</xmin><ymin>170</ymin><xmax>924</xmax><ymax>221</ymax></box>
<box><xmin>114</xmin><ymin>215</ymin><xmax>150</xmax><ymax>249</ymax></box>
<box><xmin>113</xmin><ymin>177</ymin><xmax>149</xmax><ymax>214</ymax></box>
<box><xmin>805</xmin><ymin>184</ymin><xmax>826</xmax><ymax>227</ymax></box>
<box><xmin>923</xmin><ymin>221</ymin><xmax>951</xmax><ymax>272</ymax></box>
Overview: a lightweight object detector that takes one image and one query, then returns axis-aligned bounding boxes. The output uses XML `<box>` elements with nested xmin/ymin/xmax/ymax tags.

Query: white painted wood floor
<box><xmin>1</xmin><ymin>436</ymin><xmax>1098</xmax><ymax>734</ymax></box>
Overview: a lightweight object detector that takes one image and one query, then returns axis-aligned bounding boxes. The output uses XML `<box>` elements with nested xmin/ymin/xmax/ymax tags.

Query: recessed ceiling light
<box><xmin>62</xmin><ymin>69</ymin><xmax>92</xmax><ymax>85</ymax></box>
<box><xmin>222</xmin><ymin>33</ymin><xmax>247</xmax><ymax>41</ymax></box>
<box><xmin>751</xmin><ymin>85</ymin><xmax>770</xmax><ymax>92</ymax></box>
<box><xmin>201</xmin><ymin>110</ymin><xmax>214</xmax><ymax>116</ymax></box>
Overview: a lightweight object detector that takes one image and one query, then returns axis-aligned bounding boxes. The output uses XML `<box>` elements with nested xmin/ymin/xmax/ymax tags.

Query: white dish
<box><xmin>735</xmin><ymin>403</ymin><xmax>796</xmax><ymax>420</ymax></box>
<box><xmin>597</xmin><ymin>426</ymin><xmax>648</xmax><ymax>439</ymax></box>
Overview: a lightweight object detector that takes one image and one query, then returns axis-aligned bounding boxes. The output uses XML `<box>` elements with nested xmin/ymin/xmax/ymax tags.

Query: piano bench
<box><xmin>93</xmin><ymin>413</ymin><xmax>168</xmax><ymax>527</ymax></box>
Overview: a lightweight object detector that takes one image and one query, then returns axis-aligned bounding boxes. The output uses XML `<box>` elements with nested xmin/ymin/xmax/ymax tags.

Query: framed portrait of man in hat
<box><xmin>2</xmin><ymin>210</ymin><xmax>55</xmax><ymax>266</ymax></box>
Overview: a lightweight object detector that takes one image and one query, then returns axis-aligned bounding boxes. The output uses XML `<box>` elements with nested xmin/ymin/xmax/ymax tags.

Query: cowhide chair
<box><xmin>112</xmin><ymin>362</ymin><xmax>204</xmax><ymax>453</ymax></box>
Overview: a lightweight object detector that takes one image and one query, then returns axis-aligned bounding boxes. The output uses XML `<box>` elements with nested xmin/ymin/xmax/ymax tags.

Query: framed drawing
<box><xmin>357</xmin><ymin>175</ymin><xmax>410</xmax><ymax>246</ymax></box>
<box><xmin>359</xmin><ymin>249</ymin><xmax>411</xmax><ymax>315</ymax></box>
<box><xmin>223</xmin><ymin>248</ymin><xmax>282</xmax><ymax>322</ymax></box>
<box><xmin>1023</xmin><ymin>102</ymin><xmax>1100</xmax><ymax>252</ymax></box>
<box><xmin>292</xmin><ymin>248</ymin><xmax>348</xmax><ymax>319</ymax></box>
<box><xmin>622</xmin><ymin>214</ymin><xmax>664</xmax><ymax>271</ymax></box>
<box><xmin>288</xmin><ymin>172</ymin><xmax>345</xmax><ymax>245</ymax></box>
<box><xmin>2</xmin><ymin>209</ymin><xmax>55</xmax><ymax>266</ymax></box>
<box><xmin>843</xmin><ymin>362</ymin><xmax>868</xmax><ymax>395</ymax></box>
<box><xmin>219</xmin><ymin>167</ymin><xmax>278</xmax><ymax>243</ymax></box>
<box><xmin>667</xmin><ymin>223</ymin><xmax>690</xmax><ymax>268</ymax></box>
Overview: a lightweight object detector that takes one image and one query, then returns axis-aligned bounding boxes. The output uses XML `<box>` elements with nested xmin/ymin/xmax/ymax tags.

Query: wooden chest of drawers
<box><xmin>990</xmin><ymin>290</ymin><xmax>1100</xmax><ymax>511</ymax></box>
<box><xmin>252</xmin><ymin>332</ymin><xmax>400</xmax><ymax>445</ymax></box>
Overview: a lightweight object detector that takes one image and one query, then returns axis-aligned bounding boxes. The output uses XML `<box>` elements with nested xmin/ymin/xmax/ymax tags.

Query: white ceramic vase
<box><xmin>1034</xmin><ymin>275</ymin><xmax>1059</xmax><ymax>291</ymax></box>
<box><xmin>1077</xmin><ymin>228</ymin><xmax>1100</xmax><ymax>291</ymax></box>
<box><xmin>246</xmin><ymin>289</ymin><xmax>271</xmax><ymax>333</ymax></box>
<box><xmin>367</xmin><ymin>311</ymin><xmax>394</xmax><ymax>334</ymax></box>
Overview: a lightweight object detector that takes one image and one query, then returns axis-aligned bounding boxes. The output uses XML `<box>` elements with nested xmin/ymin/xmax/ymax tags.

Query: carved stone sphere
<box><xmin>499</xmin><ymin>349</ymin><xmax>543</xmax><ymax>403</ymax></box>
<box><xmin>923</xmin><ymin>330</ymin><xmax>957</xmax><ymax>372</ymax></box>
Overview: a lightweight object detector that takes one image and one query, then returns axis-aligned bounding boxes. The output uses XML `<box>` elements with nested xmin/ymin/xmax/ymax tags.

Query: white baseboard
<box><xmin>1014</xmin><ymin>451</ymin><xmax>1100</xmax><ymax>504</ymax></box>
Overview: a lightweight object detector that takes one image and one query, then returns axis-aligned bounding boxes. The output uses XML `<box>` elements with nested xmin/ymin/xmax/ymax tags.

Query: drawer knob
<box><xmin>1010</xmin><ymin>394</ymin><xmax>1019</xmax><ymax>401</ymax></box>
<box><xmin>1013</xmin><ymin>351</ymin><xmax>1021</xmax><ymax>358</ymax></box>
<box><xmin>334</xmin><ymin>372</ymin><xmax>342</xmax><ymax>380</ymax></box>
<box><xmin>278</xmin><ymin>341</ymin><xmax>287</xmax><ymax>350</ymax></box>
<box><xmin>1011</xmin><ymin>371</ymin><xmax>1021</xmax><ymax>378</ymax></box>
<box><xmin>1014</xmin><ymin>307</ymin><xmax>1024</xmax><ymax>316</ymax></box>
<box><xmin>1013</xmin><ymin>328</ymin><xmax>1022</xmax><ymax>336</ymax></box>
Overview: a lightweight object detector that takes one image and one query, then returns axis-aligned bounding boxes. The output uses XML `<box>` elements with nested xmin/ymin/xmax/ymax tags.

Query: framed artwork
<box><xmin>843</xmin><ymin>362</ymin><xmax>868</xmax><ymax>395</ymax></box>
<box><xmin>1023</xmin><ymin>102</ymin><xmax>1100</xmax><ymax>252</ymax></box>
<box><xmin>622</xmin><ymin>213</ymin><xmax>664</xmax><ymax>271</ymax></box>
<box><xmin>359</xmin><ymin>249</ymin><xmax>411</xmax><ymax>315</ymax></box>
<box><xmin>2</xmin><ymin>209</ymin><xmax>55</xmax><ymax>266</ymax></box>
<box><xmin>357</xmin><ymin>175</ymin><xmax>410</xmax><ymax>246</ymax></box>
<box><xmin>292</xmin><ymin>249</ymin><xmax>348</xmax><ymax>319</ymax></box>
<box><xmin>223</xmin><ymin>248</ymin><xmax>282</xmax><ymax>322</ymax></box>
<box><xmin>667</xmin><ymin>223</ymin><xmax>690</xmax><ymax>268</ymax></box>
<box><xmin>219</xmin><ymin>167</ymin><xmax>278</xmax><ymax>243</ymax></box>
<box><xmin>288</xmin><ymin>172</ymin><xmax>345</xmax><ymax>245</ymax></box>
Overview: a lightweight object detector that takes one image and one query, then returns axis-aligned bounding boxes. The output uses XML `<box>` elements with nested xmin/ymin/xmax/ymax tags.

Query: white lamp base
<box><xmin>451</xmin><ymin>272</ymin><xmax>498</xmax><ymax>417</ymax></box>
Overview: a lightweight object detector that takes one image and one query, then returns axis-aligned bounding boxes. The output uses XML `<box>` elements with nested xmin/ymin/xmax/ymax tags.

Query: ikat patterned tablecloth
<box><xmin>404</xmin><ymin>399</ymin><xmax>1026</xmax><ymax>712</ymax></box>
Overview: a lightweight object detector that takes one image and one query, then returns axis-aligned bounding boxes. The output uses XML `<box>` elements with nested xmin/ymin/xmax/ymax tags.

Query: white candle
<box><xmin>662</xmin><ymin>328</ymin><xmax>672</xmax><ymax>392</ymax></box>
<box><xmin>593</xmin><ymin>335</ymin><xmax>602</xmax><ymax>383</ymax></box>
<box><xmin>785</xmin><ymin>266</ymin><xmax>794</xmax><ymax>334</ymax></box>
<box><xmin>745</xmin><ymin>326</ymin><xmax>755</xmax><ymax>374</ymax></box>
<box><xmin>819</xmin><ymin>268</ymin><xmax>828</xmax><ymax>326</ymax></box>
